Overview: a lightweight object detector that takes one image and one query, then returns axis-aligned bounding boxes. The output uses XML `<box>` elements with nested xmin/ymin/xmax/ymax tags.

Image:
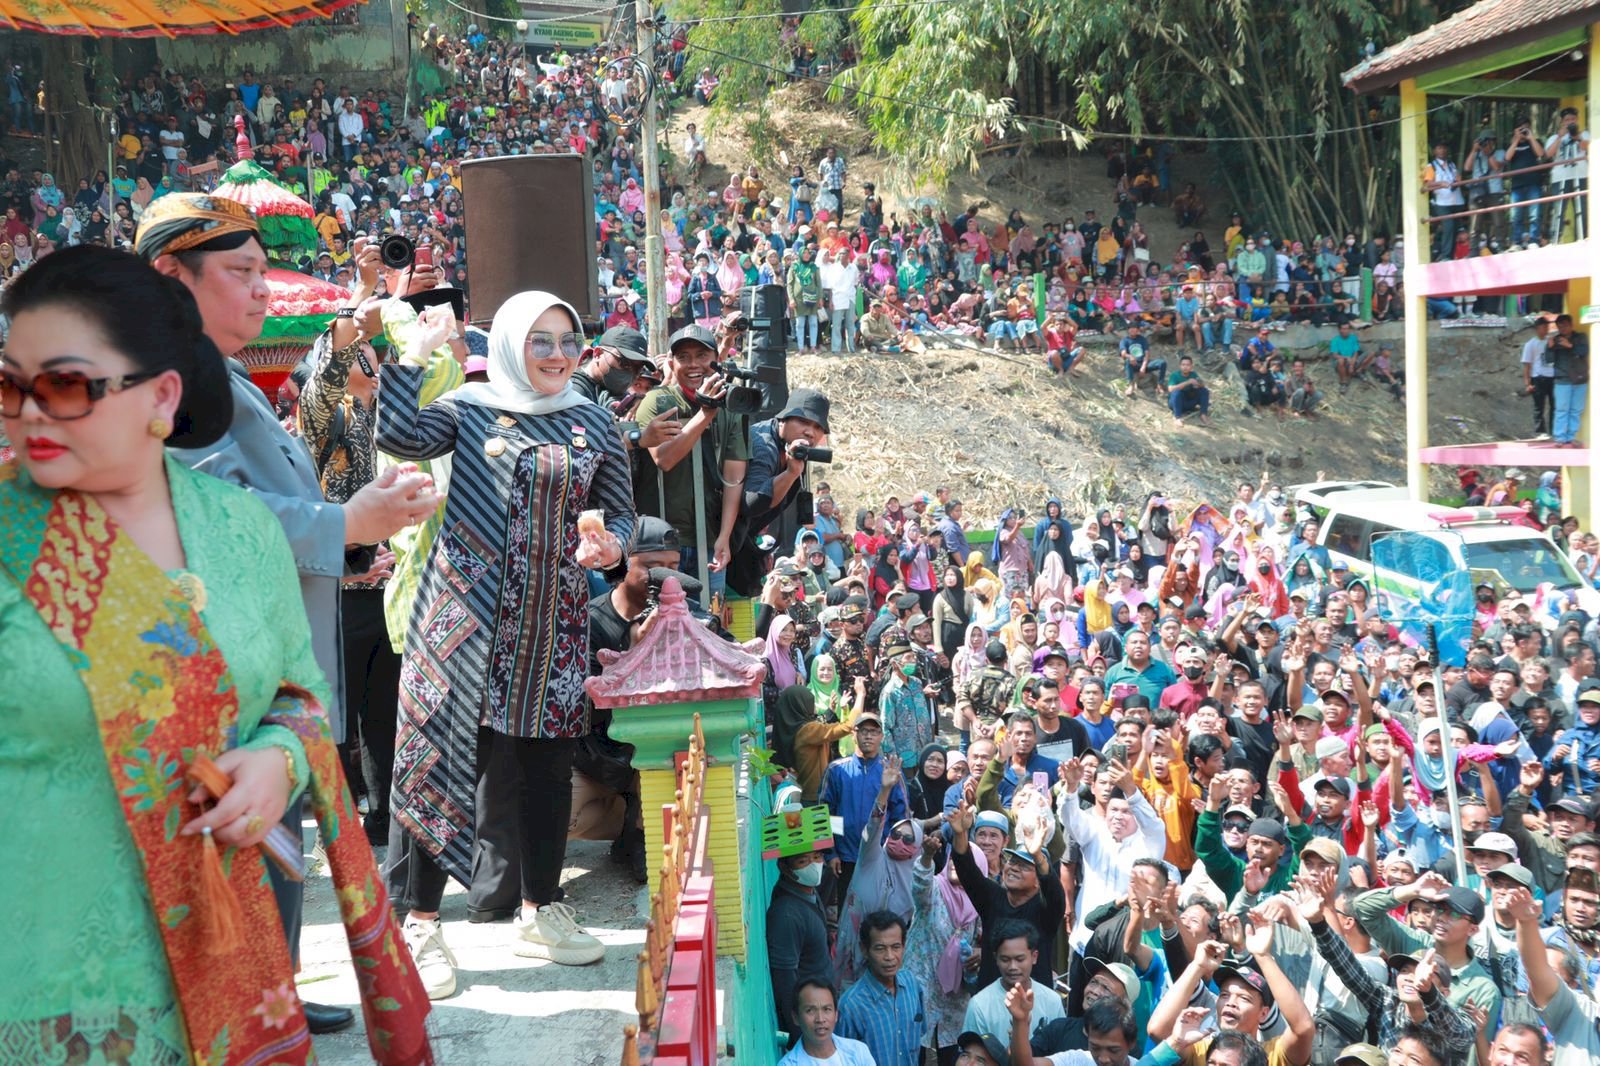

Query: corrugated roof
<box><xmin>1342</xmin><ymin>0</ymin><xmax>1600</xmax><ymax>93</ymax></box>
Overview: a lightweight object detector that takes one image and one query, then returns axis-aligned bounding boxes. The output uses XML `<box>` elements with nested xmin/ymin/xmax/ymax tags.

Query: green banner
<box><xmin>524</xmin><ymin>21</ymin><xmax>604</xmax><ymax>47</ymax></box>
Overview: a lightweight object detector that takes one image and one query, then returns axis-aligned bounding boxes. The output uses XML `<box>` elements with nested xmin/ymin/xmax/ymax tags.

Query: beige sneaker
<box><xmin>512</xmin><ymin>902</ymin><xmax>606</xmax><ymax>965</ymax></box>
<box><xmin>403</xmin><ymin>916</ymin><xmax>458</xmax><ymax>1000</ymax></box>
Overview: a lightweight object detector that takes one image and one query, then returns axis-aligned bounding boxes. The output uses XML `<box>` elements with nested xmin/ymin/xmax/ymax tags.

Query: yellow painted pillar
<box><xmin>1399</xmin><ymin>78</ymin><xmax>1431</xmax><ymax>499</ymax></box>
<box><xmin>638</xmin><ymin>763</ymin><xmax>748</xmax><ymax>962</ymax></box>
<box><xmin>1578</xmin><ymin>29</ymin><xmax>1600</xmax><ymax>537</ymax></box>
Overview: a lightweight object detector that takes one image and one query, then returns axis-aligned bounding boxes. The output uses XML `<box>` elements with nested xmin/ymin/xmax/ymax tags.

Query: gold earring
<box><xmin>147</xmin><ymin>417</ymin><xmax>171</xmax><ymax>440</ymax></box>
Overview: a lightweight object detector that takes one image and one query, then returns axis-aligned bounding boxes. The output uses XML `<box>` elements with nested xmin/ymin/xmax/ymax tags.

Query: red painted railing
<box><xmin>623</xmin><ymin>715</ymin><xmax>719</xmax><ymax>1066</ymax></box>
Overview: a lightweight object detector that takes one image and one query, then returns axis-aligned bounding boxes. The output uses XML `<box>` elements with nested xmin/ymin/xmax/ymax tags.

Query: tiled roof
<box><xmin>1342</xmin><ymin>0</ymin><xmax>1600</xmax><ymax>93</ymax></box>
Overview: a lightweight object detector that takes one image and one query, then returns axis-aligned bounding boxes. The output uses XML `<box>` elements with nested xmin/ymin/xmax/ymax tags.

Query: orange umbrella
<box><xmin>0</xmin><ymin>0</ymin><xmax>365</xmax><ymax>37</ymax></box>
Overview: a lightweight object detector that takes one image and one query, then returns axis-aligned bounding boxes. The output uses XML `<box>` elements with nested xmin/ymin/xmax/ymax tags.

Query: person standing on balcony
<box><xmin>1548</xmin><ymin>313</ymin><xmax>1591</xmax><ymax>448</ymax></box>
<box><xmin>1546</xmin><ymin>106</ymin><xmax>1590</xmax><ymax>242</ymax></box>
<box><xmin>1422</xmin><ymin>142</ymin><xmax>1464</xmax><ymax>261</ymax></box>
<box><xmin>1522</xmin><ymin>316</ymin><xmax>1556</xmax><ymax>440</ymax></box>
<box><xmin>1506</xmin><ymin>116</ymin><xmax>1547</xmax><ymax>247</ymax></box>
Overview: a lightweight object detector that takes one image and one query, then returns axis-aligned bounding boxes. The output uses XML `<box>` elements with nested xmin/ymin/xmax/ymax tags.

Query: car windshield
<box><xmin>1461</xmin><ymin>538</ymin><xmax>1582</xmax><ymax>593</ymax></box>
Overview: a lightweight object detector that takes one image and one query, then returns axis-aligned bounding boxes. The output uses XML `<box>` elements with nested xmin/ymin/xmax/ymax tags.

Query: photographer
<box><xmin>632</xmin><ymin>325</ymin><xmax>750</xmax><ymax>598</ymax></box>
<box><xmin>570</xmin><ymin>324</ymin><xmax>678</xmax><ymax>451</ymax></box>
<box><xmin>1463</xmin><ymin>130</ymin><xmax>1506</xmax><ymax>243</ymax></box>
<box><xmin>1546</xmin><ymin>106</ymin><xmax>1590</xmax><ymax>242</ymax></box>
<box><xmin>745</xmin><ymin>387</ymin><xmax>831</xmax><ymax>543</ymax></box>
<box><xmin>1506</xmin><ymin>115</ymin><xmax>1547</xmax><ymax>246</ymax></box>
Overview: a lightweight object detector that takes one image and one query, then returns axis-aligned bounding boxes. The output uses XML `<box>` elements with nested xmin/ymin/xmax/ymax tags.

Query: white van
<box><xmin>1292</xmin><ymin>482</ymin><xmax>1599</xmax><ymax>613</ymax></box>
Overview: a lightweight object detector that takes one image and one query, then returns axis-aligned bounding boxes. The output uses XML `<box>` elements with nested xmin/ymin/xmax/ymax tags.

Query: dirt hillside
<box><xmin>668</xmin><ymin>83</ymin><xmax>1534</xmax><ymax>521</ymax></box>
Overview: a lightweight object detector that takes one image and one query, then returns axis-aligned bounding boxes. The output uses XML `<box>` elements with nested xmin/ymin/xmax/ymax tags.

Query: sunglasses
<box><xmin>526</xmin><ymin>331</ymin><xmax>585</xmax><ymax>359</ymax></box>
<box><xmin>1223</xmin><ymin>820</ymin><xmax>1251</xmax><ymax>832</ymax></box>
<box><xmin>1</xmin><ymin>366</ymin><xmax>166</xmax><ymax>420</ymax></box>
<box><xmin>889</xmin><ymin>830</ymin><xmax>916</xmax><ymax>845</ymax></box>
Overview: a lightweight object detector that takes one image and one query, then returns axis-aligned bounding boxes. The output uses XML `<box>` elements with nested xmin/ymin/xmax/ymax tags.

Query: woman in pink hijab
<box><xmin>618</xmin><ymin>177</ymin><xmax>644</xmax><ymax>216</ymax></box>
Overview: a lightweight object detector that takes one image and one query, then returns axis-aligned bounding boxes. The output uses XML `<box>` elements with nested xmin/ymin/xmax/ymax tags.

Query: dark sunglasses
<box><xmin>1</xmin><ymin>366</ymin><xmax>166</xmax><ymax>420</ymax></box>
<box><xmin>1222</xmin><ymin>819</ymin><xmax>1251</xmax><ymax>832</ymax></box>
<box><xmin>889</xmin><ymin>830</ymin><xmax>916</xmax><ymax>844</ymax></box>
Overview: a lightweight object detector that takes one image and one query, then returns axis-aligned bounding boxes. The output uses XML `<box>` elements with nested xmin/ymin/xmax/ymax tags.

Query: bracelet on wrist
<box><xmin>276</xmin><ymin>745</ymin><xmax>299</xmax><ymax>792</ymax></box>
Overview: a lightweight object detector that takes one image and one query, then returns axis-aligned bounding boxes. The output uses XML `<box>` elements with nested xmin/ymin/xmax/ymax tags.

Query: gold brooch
<box><xmin>485</xmin><ymin>437</ymin><xmax>508</xmax><ymax>458</ymax></box>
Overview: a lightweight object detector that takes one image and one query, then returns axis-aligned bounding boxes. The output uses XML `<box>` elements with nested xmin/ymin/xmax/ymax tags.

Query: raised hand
<box><xmin>1170</xmin><ymin>1005</ymin><xmax>1215</xmax><ymax>1054</ymax></box>
<box><xmin>1243</xmin><ymin>911</ymin><xmax>1275</xmax><ymax>956</ymax></box>
<box><xmin>950</xmin><ymin>799</ymin><xmax>975</xmax><ymax>836</ymax></box>
<box><xmin>1018</xmin><ymin>809</ymin><xmax>1047</xmax><ymax>855</ymax></box>
<box><xmin>1272</xmin><ymin>710</ymin><xmax>1296</xmax><ymax>747</ymax></box>
<box><xmin>1280</xmin><ymin>650</ymin><xmax>1306</xmax><ymax>675</ymax></box>
<box><xmin>921</xmin><ymin>833</ymin><xmax>944</xmax><ymax>864</ymax></box>
<box><xmin>1268</xmin><ymin>781</ymin><xmax>1293</xmax><ymax>818</ymax></box>
<box><xmin>1412</xmin><ymin>870</ymin><xmax>1452</xmax><ymax>902</ymax></box>
<box><xmin>1253</xmin><ymin>895</ymin><xmax>1296</xmax><ymax>929</ymax></box>
<box><xmin>1004</xmin><ymin>978</ymin><xmax>1034</xmax><ymax>1023</ymax></box>
<box><xmin>1194</xmin><ymin>939</ymin><xmax>1228</xmax><ymax>977</ymax></box>
<box><xmin>1292</xmin><ymin>875</ymin><xmax>1327</xmax><ymax>922</ymax></box>
<box><xmin>881</xmin><ymin>753</ymin><xmax>903</xmax><ymax>791</ymax></box>
<box><xmin>1108</xmin><ymin>757</ymin><xmax>1136</xmax><ymax>794</ymax></box>
<box><xmin>1216</xmin><ymin>912</ymin><xmax>1246</xmax><ymax>954</ymax></box>
<box><xmin>1503</xmin><ymin>885</ymin><xmax>1541</xmax><ymax>925</ymax></box>
<box><xmin>1411</xmin><ymin>947</ymin><xmax>1441</xmax><ymax>993</ymax></box>
<box><xmin>1058</xmin><ymin>756</ymin><xmax>1083</xmax><ymax>792</ymax></box>
<box><xmin>1494</xmin><ymin>737</ymin><xmax>1522</xmax><ymax>759</ymax></box>
<box><xmin>1242</xmin><ymin>858</ymin><xmax>1269</xmax><ymax>895</ymax></box>
<box><xmin>1207</xmin><ymin>773</ymin><xmax>1230</xmax><ymax>810</ymax></box>
<box><xmin>1339</xmin><ymin>648</ymin><xmax>1362</xmax><ymax>675</ymax></box>
<box><xmin>1360</xmin><ymin>800</ymin><xmax>1381</xmax><ymax>828</ymax></box>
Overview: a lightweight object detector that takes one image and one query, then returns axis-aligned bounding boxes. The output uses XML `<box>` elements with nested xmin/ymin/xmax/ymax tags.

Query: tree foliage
<box><xmin>680</xmin><ymin>0</ymin><xmax>1481</xmax><ymax>239</ymax></box>
<box><xmin>843</xmin><ymin>0</ymin><xmax>1484</xmax><ymax>237</ymax></box>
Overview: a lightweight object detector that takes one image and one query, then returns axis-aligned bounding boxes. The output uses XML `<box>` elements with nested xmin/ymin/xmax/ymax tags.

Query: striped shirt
<box><xmin>835</xmin><ymin>971</ymin><xmax>925</xmax><ymax>1066</ymax></box>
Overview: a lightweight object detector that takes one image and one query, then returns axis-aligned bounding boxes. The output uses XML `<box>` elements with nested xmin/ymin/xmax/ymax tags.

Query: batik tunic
<box><xmin>376</xmin><ymin>366</ymin><xmax>634</xmax><ymax>883</ymax></box>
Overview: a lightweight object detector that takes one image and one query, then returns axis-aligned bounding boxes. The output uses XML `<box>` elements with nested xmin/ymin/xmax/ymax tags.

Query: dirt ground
<box><xmin>665</xmin><ymin>83</ymin><xmax>1537</xmax><ymax>523</ymax></box>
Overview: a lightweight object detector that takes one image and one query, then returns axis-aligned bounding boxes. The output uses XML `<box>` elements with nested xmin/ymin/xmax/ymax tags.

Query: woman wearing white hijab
<box><xmin>376</xmin><ymin>290</ymin><xmax>635</xmax><ymax>997</ymax></box>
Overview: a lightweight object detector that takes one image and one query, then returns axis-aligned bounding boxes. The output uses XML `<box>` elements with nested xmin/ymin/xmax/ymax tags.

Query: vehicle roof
<box><xmin>1322</xmin><ymin>498</ymin><xmax>1550</xmax><ymax>538</ymax></box>
<box><xmin>1294</xmin><ymin>481</ymin><xmax>1408</xmax><ymax>507</ymax></box>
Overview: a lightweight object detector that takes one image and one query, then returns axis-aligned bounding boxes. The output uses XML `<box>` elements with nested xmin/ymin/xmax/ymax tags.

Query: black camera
<box><xmin>712</xmin><ymin>360</ymin><xmax>758</xmax><ymax>382</ymax></box>
<box><xmin>791</xmin><ymin>442</ymin><xmax>833</xmax><ymax>464</ymax></box>
<box><xmin>380</xmin><ymin>233</ymin><xmax>415</xmax><ymax>269</ymax></box>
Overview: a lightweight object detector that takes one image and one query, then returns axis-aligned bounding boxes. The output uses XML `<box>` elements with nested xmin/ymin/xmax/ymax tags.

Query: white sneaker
<box><xmin>512</xmin><ymin>902</ymin><xmax>606</xmax><ymax>965</ymax></box>
<box><xmin>403</xmin><ymin>916</ymin><xmax>458</xmax><ymax>1000</ymax></box>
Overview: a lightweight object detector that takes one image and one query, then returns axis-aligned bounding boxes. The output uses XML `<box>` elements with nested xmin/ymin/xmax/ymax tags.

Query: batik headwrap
<box><xmin>134</xmin><ymin>193</ymin><xmax>260</xmax><ymax>261</ymax></box>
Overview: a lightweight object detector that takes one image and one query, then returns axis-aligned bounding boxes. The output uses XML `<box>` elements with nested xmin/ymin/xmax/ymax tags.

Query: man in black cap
<box><xmin>830</xmin><ymin>595</ymin><xmax>875</xmax><ymax>697</ymax></box>
<box><xmin>744</xmin><ymin>386</ymin><xmax>831</xmax><ymax>544</ymax></box>
<box><xmin>632</xmin><ymin>324</ymin><xmax>751</xmax><ymax>598</ymax></box>
<box><xmin>572</xmin><ymin>324</ymin><xmax>675</xmax><ymax>449</ymax></box>
<box><xmin>585</xmin><ymin>517</ymin><xmax>689</xmax><ymax>882</ymax></box>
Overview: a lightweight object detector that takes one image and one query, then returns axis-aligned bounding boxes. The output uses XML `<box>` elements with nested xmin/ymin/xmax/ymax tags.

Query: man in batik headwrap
<box><xmin>137</xmin><ymin>193</ymin><xmax>441</xmax><ymax>1034</ymax></box>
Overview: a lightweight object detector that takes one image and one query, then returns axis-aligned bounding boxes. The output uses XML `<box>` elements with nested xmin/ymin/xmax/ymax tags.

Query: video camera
<box><xmin>696</xmin><ymin>360</ymin><xmax>764</xmax><ymax>416</ymax></box>
<box><xmin>790</xmin><ymin>442</ymin><xmax>833</xmax><ymax>464</ymax></box>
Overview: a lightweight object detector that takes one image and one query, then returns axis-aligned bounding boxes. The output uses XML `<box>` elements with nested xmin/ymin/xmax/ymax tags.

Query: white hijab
<box><xmin>449</xmin><ymin>290</ymin><xmax>587</xmax><ymax>415</ymax></box>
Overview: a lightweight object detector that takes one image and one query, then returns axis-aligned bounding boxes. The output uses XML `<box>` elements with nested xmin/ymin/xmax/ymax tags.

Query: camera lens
<box><xmin>380</xmin><ymin>233</ymin><xmax>415</xmax><ymax>270</ymax></box>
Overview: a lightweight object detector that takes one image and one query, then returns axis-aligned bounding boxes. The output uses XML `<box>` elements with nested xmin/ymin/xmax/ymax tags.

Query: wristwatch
<box><xmin>335</xmin><ymin>307</ymin><xmax>357</xmax><ymax>319</ymax></box>
<box><xmin>625</xmin><ymin>426</ymin><xmax>642</xmax><ymax>447</ymax></box>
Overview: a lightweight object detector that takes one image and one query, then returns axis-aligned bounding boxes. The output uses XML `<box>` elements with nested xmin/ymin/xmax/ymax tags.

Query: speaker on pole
<box><xmin>460</xmin><ymin>154</ymin><xmax>600</xmax><ymax>326</ymax></box>
<box><xmin>739</xmin><ymin>283</ymin><xmax>789</xmax><ymax>418</ymax></box>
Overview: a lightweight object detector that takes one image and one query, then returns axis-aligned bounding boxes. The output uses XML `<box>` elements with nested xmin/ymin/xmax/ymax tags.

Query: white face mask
<box><xmin>792</xmin><ymin>860</ymin><xmax>823</xmax><ymax>887</ymax></box>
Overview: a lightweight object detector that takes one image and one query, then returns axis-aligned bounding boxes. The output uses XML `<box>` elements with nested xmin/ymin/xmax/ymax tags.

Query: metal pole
<box><xmin>635</xmin><ymin>0</ymin><xmax>667</xmax><ymax>356</ymax></box>
<box><xmin>1427</xmin><ymin>623</ymin><xmax>1469</xmax><ymax>885</ymax></box>
<box><xmin>106</xmin><ymin>113</ymin><xmax>117</xmax><ymax>246</ymax></box>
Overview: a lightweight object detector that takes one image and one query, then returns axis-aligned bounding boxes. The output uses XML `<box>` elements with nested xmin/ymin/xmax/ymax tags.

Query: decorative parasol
<box><xmin>239</xmin><ymin>268</ymin><xmax>350</xmax><ymax>395</ymax></box>
<box><xmin>210</xmin><ymin>116</ymin><xmax>318</xmax><ymax>265</ymax></box>
<box><xmin>0</xmin><ymin>0</ymin><xmax>365</xmax><ymax>37</ymax></box>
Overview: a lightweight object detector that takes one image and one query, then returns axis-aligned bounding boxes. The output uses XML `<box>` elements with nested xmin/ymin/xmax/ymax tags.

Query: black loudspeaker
<box><xmin>737</xmin><ymin>283</ymin><xmax>789</xmax><ymax>419</ymax></box>
<box><xmin>460</xmin><ymin>155</ymin><xmax>600</xmax><ymax>326</ymax></box>
<box><xmin>739</xmin><ymin>283</ymin><xmax>788</xmax><ymax>349</ymax></box>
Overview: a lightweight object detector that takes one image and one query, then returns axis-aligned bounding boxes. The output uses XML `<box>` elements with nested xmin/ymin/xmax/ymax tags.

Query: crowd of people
<box><xmin>2</xmin><ymin>16</ymin><xmax>1597</xmax><ymax>1066</ymax></box>
<box><xmin>765</xmin><ymin>476</ymin><xmax>1600</xmax><ymax>1066</ymax></box>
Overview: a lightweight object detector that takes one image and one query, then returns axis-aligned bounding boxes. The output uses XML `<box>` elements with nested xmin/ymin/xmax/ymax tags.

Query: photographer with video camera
<box><xmin>632</xmin><ymin>324</ymin><xmax>751</xmax><ymax>599</ymax></box>
<box><xmin>745</xmin><ymin>387</ymin><xmax>831</xmax><ymax>543</ymax></box>
<box><xmin>569</xmin><ymin>324</ymin><xmax>678</xmax><ymax>453</ymax></box>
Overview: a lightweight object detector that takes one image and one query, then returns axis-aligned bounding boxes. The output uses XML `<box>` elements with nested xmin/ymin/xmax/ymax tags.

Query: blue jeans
<box><xmin>1203</xmin><ymin>318</ymin><xmax>1234</xmax><ymax>349</ymax></box>
<box><xmin>677</xmin><ymin>546</ymin><xmax>727</xmax><ymax>599</ymax></box>
<box><xmin>1510</xmin><ymin>185</ymin><xmax>1542</xmax><ymax>244</ymax></box>
<box><xmin>794</xmin><ymin>313</ymin><xmax>818</xmax><ymax>348</ymax></box>
<box><xmin>1170</xmin><ymin>386</ymin><xmax>1211</xmax><ymax>419</ymax></box>
<box><xmin>830</xmin><ymin>305</ymin><xmax>856</xmax><ymax>352</ymax></box>
<box><xmin>1554</xmin><ymin>381</ymin><xmax>1587</xmax><ymax>443</ymax></box>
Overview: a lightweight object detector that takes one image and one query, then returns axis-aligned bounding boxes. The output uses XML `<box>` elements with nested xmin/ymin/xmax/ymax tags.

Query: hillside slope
<box><xmin>671</xmin><ymin>83</ymin><xmax>1534</xmax><ymax>518</ymax></box>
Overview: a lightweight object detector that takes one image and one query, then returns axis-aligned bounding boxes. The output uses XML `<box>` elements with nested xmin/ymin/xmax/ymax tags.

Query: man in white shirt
<box><xmin>820</xmin><ymin>250</ymin><xmax>859</xmax><ymax>354</ymax></box>
<box><xmin>963</xmin><ymin>920</ymin><xmax>1064</xmax><ymax>1041</ymax></box>
<box><xmin>337</xmin><ymin>99</ymin><xmax>365</xmax><ymax>163</ymax></box>
<box><xmin>1523</xmin><ymin>316</ymin><xmax>1556</xmax><ymax>439</ymax></box>
<box><xmin>1546</xmin><ymin>106</ymin><xmax>1590</xmax><ymax>242</ymax></box>
<box><xmin>681</xmin><ymin>122</ymin><xmax>707</xmax><ymax>178</ymax></box>
<box><xmin>1055</xmin><ymin>757</ymin><xmax>1167</xmax><ymax>951</ymax></box>
<box><xmin>1422</xmin><ymin>142</ymin><xmax>1465</xmax><ymax>261</ymax></box>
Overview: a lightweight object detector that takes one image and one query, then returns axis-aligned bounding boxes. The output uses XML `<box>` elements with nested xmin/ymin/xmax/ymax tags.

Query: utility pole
<box><xmin>635</xmin><ymin>0</ymin><xmax>668</xmax><ymax>356</ymax></box>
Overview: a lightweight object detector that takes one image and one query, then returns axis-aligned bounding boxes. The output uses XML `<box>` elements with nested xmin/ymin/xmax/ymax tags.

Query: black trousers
<box><xmin>1532</xmin><ymin>376</ymin><xmax>1555</xmax><ymax>435</ymax></box>
<box><xmin>388</xmin><ymin>729</ymin><xmax>577</xmax><ymax>913</ymax></box>
<box><xmin>338</xmin><ymin>587</ymin><xmax>400</xmax><ymax>829</ymax></box>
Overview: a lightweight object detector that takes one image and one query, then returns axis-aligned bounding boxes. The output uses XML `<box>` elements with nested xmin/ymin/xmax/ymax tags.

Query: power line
<box><xmin>679</xmin><ymin>0</ymin><xmax>966</xmax><ymax>24</ymax></box>
<box><xmin>439</xmin><ymin>0</ymin><xmax>629</xmax><ymax>26</ymax></box>
<box><xmin>681</xmin><ymin>36</ymin><xmax>1574</xmax><ymax>146</ymax></box>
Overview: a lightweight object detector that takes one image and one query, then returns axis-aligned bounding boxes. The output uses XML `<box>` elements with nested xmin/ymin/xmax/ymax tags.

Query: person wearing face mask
<box><xmin>1233</xmin><ymin>237</ymin><xmax>1267</xmax><ymax>309</ymax></box>
<box><xmin>768</xmin><ymin>850</ymin><xmax>832</xmax><ymax>1034</ymax></box>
